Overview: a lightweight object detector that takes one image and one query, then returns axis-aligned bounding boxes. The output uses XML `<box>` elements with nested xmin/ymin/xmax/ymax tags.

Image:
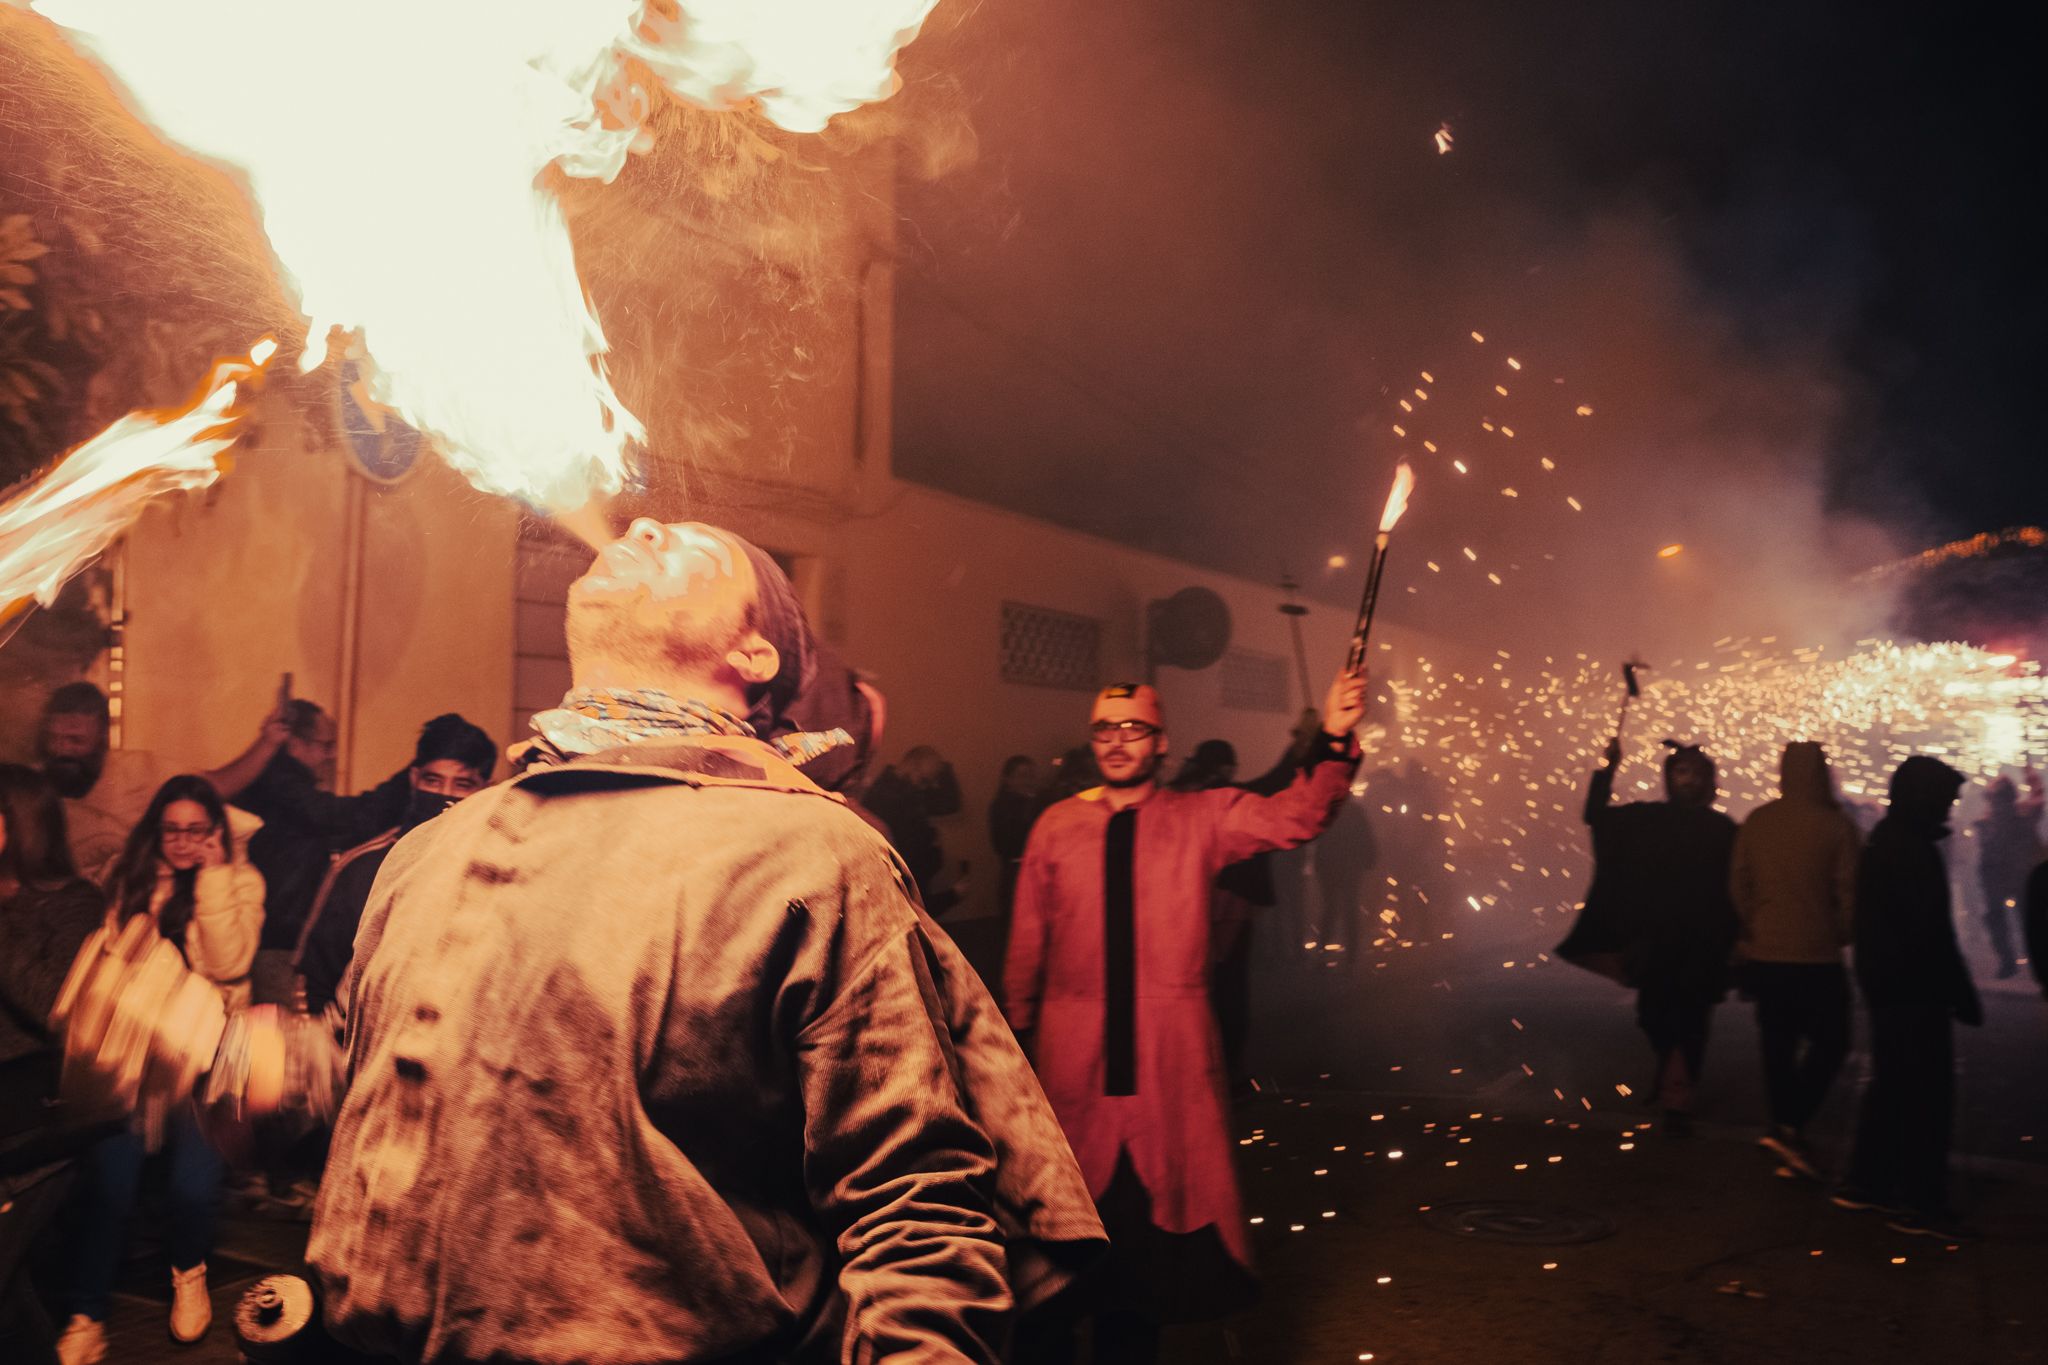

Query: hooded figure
<box><xmin>1561</xmin><ymin>738</ymin><xmax>1738</xmax><ymax>1128</ymax></box>
<box><xmin>1729</xmin><ymin>742</ymin><xmax>1860</xmax><ymax>1174</ymax></box>
<box><xmin>1971</xmin><ymin>774</ymin><xmax>2043</xmax><ymax>979</ymax></box>
<box><xmin>1841</xmin><ymin>756</ymin><xmax>1980</xmax><ymax>1235</ymax></box>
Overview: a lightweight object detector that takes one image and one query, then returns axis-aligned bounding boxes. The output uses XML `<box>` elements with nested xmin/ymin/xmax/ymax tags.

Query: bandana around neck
<box><xmin>531</xmin><ymin>687</ymin><xmax>851</xmax><ymax>768</ymax></box>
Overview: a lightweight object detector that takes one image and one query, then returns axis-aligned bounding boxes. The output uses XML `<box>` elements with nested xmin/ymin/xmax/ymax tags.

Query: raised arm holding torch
<box><xmin>1345</xmin><ymin>461</ymin><xmax>1415</xmax><ymax>675</ymax></box>
<box><xmin>1612</xmin><ymin>659</ymin><xmax>1649</xmax><ymax>756</ymax></box>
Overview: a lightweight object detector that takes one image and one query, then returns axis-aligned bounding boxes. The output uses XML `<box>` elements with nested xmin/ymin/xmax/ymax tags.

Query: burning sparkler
<box><xmin>1613</xmin><ymin>659</ymin><xmax>1648</xmax><ymax>745</ymax></box>
<box><xmin>1346</xmin><ymin>461</ymin><xmax>1415</xmax><ymax>674</ymax></box>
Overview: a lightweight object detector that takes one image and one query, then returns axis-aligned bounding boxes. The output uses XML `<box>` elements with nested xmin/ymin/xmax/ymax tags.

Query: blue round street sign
<box><xmin>337</xmin><ymin>359</ymin><xmax>424</xmax><ymax>485</ymax></box>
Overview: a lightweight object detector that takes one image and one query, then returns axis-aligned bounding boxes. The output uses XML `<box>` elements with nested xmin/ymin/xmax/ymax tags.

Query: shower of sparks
<box><xmin>1854</xmin><ymin>526</ymin><xmax>2046</xmax><ymax>583</ymax></box>
<box><xmin>1353</xmin><ymin>639</ymin><xmax>2048</xmax><ymax>954</ymax></box>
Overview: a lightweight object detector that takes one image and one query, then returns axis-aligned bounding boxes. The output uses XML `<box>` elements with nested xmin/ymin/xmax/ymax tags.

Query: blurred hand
<box><xmin>259</xmin><ymin>707</ymin><xmax>290</xmax><ymax>749</ymax></box>
<box><xmin>198</xmin><ymin>830</ymin><xmax>228</xmax><ymax>869</ymax></box>
<box><xmin>1323</xmin><ymin>668</ymin><xmax>1368</xmax><ymax>736</ymax></box>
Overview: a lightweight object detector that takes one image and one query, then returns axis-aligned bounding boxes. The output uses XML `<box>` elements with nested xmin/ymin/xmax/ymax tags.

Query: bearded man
<box><xmin>63</xmin><ymin>518</ymin><xmax>1098</xmax><ymax>1364</ymax></box>
<box><xmin>1002</xmin><ymin>669</ymin><xmax>1365</xmax><ymax>1362</ymax></box>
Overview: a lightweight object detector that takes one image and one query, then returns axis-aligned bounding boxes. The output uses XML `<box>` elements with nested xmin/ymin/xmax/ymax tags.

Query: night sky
<box><xmin>891</xmin><ymin>0</ymin><xmax>2038</xmax><ymax>653</ymax></box>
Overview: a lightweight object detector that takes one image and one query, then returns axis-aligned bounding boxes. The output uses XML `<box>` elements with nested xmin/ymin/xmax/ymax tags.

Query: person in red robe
<box><xmin>1003</xmin><ymin>667</ymin><xmax>1365</xmax><ymax>1362</ymax></box>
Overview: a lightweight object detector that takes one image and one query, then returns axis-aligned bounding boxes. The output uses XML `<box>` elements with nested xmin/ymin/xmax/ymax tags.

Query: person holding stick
<box><xmin>1003</xmin><ymin>666</ymin><xmax>1365</xmax><ymax>1362</ymax></box>
<box><xmin>1569</xmin><ymin>736</ymin><xmax>1739</xmax><ymax>1135</ymax></box>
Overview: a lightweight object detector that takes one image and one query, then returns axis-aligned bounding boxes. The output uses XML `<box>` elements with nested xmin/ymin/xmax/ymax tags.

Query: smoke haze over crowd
<box><xmin>892</xmin><ymin>0</ymin><xmax>2037</xmax><ymax>663</ymax></box>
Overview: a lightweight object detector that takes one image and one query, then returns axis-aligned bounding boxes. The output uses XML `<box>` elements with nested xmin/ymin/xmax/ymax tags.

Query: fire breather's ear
<box><xmin>726</xmin><ymin>632</ymin><xmax>780</xmax><ymax>687</ymax></box>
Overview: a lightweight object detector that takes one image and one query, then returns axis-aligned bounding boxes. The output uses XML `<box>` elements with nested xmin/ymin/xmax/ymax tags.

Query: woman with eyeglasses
<box><xmin>56</xmin><ymin>776</ymin><xmax>264</xmax><ymax>1364</ymax></box>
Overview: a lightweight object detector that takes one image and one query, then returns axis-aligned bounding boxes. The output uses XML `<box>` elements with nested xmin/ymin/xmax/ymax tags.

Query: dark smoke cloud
<box><xmin>892</xmin><ymin>0</ymin><xmax>2027</xmax><ymax>662</ymax></box>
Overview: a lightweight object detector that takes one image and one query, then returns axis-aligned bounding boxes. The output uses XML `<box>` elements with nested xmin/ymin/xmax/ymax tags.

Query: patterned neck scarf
<box><xmin>531</xmin><ymin>687</ymin><xmax>851</xmax><ymax>769</ymax></box>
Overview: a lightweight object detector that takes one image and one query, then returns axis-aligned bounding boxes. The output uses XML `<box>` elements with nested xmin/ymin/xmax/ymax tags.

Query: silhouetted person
<box><xmin>1171</xmin><ymin>740</ymin><xmax>1263</xmax><ymax>1095</ymax></box>
<box><xmin>1972</xmin><ymin>772</ymin><xmax>2042</xmax><ymax>979</ymax></box>
<box><xmin>990</xmin><ymin>755</ymin><xmax>1043</xmax><ymax>920</ymax></box>
<box><xmin>1564</xmin><ymin>737</ymin><xmax>1737</xmax><ymax>1132</ymax></box>
<box><xmin>1731</xmin><ymin>741</ymin><xmax>1859</xmax><ymax>1178</ymax></box>
<box><xmin>2028</xmin><ymin>859</ymin><xmax>2048</xmax><ymax>1000</ymax></box>
<box><xmin>0</xmin><ymin>765</ymin><xmax>105</xmax><ymax>1365</ymax></box>
<box><xmin>1838</xmin><ymin>756</ymin><xmax>1980</xmax><ymax>1240</ymax></box>
<box><xmin>866</xmin><ymin>745</ymin><xmax>967</xmax><ymax>916</ymax></box>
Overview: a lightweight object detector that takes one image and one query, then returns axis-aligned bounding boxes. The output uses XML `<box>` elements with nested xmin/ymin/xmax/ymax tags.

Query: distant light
<box><xmin>1658</xmin><ymin>544</ymin><xmax>1684</xmax><ymax>559</ymax></box>
<box><xmin>1328</xmin><ymin>554</ymin><xmax>1349</xmax><ymax>570</ymax></box>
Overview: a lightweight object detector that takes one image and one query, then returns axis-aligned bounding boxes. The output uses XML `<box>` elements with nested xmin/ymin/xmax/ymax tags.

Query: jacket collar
<box><xmin>511</xmin><ymin>732</ymin><xmax>844</xmax><ymax>805</ymax></box>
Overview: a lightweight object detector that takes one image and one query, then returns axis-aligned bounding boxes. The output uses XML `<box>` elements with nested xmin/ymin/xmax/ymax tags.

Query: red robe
<box><xmin>1002</xmin><ymin>744</ymin><xmax>1357</xmax><ymax>1267</ymax></box>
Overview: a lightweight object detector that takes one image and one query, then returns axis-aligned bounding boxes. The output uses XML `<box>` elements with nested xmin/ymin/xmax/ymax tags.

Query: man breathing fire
<box><xmin>58</xmin><ymin>518</ymin><xmax>1098</xmax><ymax>1364</ymax></box>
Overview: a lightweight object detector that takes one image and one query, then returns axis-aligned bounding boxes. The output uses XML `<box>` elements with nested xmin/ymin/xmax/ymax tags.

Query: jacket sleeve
<box><xmin>0</xmin><ymin>883</ymin><xmax>102</xmax><ymax>1043</ymax></box>
<box><xmin>1831</xmin><ymin>819</ymin><xmax>1859</xmax><ymax>948</ymax></box>
<box><xmin>1209</xmin><ymin>732</ymin><xmax>1361</xmax><ymax>867</ymax></box>
<box><xmin>274</xmin><ymin>766</ymin><xmax>412</xmax><ymax>850</ymax></box>
<box><xmin>797</xmin><ymin>904</ymin><xmax>1010</xmax><ymax>1363</ymax></box>
<box><xmin>187</xmin><ymin>863</ymin><xmax>266</xmax><ymax>986</ymax></box>
<box><xmin>1001</xmin><ymin>825</ymin><xmax>1056</xmax><ymax>1033</ymax></box>
<box><xmin>1582</xmin><ymin>764</ymin><xmax>1617</xmax><ymax>827</ymax></box>
<box><xmin>1728</xmin><ymin>823</ymin><xmax>1757</xmax><ymax>951</ymax></box>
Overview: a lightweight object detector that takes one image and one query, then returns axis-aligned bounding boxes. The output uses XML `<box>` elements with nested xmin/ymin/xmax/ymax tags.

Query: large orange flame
<box><xmin>0</xmin><ymin>341</ymin><xmax>273</xmax><ymax>638</ymax></box>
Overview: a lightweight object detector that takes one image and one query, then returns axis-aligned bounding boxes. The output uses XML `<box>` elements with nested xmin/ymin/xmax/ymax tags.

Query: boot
<box><xmin>56</xmin><ymin>1315</ymin><xmax>107</xmax><ymax>1365</ymax></box>
<box><xmin>170</xmin><ymin>1262</ymin><xmax>212</xmax><ymax>1342</ymax></box>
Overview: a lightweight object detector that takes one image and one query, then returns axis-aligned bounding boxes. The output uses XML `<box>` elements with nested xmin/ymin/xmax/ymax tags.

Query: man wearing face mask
<box><xmin>1003</xmin><ymin>671</ymin><xmax>1365</xmax><ymax>1362</ymax></box>
<box><xmin>1568</xmin><ymin>736</ymin><xmax>1739</xmax><ymax>1135</ymax></box>
<box><xmin>290</xmin><ymin>714</ymin><xmax>496</xmax><ymax>1013</ymax></box>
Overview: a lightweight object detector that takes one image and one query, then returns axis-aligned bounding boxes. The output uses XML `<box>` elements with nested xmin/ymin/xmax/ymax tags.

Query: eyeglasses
<box><xmin>1090</xmin><ymin>720</ymin><xmax>1159</xmax><ymax>746</ymax></box>
<box><xmin>160</xmin><ymin>823</ymin><xmax>217</xmax><ymax>843</ymax></box>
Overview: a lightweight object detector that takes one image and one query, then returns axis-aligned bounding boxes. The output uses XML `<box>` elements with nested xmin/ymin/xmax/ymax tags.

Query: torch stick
<box><xmin>1345</xmin><ymin>462</ymin><xmax>1415</xmax><ymax>675</ymax></box>
<box><xmin>1615</xmin><ymin>660</ymin><xmax>1646</xmax><ymax>746</ymax></box>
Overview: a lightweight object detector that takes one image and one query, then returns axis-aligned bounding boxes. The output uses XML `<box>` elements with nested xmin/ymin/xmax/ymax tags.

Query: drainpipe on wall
<box><xmin>334</xmin><ymin>474</ymin><xmax>367</xmax><ymax>793</ymax></box>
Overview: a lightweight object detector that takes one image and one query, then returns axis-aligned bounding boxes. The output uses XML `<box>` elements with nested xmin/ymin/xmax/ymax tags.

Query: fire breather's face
<box><xmin>567</xmin><ymin>519</ymin><xmax>758</xmax><ymax>672</ymax></box>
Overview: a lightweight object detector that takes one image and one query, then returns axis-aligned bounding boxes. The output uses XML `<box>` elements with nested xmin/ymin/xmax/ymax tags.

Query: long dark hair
<box><xmin>111</xmin><ymin>776</ymin><xmax>233</xmax><ymax>955</ymax></box>
<box><xmin>0</xmin><ymin>762</ymin><xmax>79</xmax><ymax>892</ymax></box>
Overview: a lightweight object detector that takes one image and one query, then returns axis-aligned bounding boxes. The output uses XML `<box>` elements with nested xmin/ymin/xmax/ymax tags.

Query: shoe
<box><xmin>56</xmin><ymin>1315</ymin><xmax>107</xmax><ymax>1365</ymax></box>
<box><xmin>1828</xmin><ymin>1186</ymin><xmax>1904</xmax><ymax>1215</ymax></box>
<box><xmin>170</xmin><ymin>1262</ymin><xmax>212</xmax><ymax>1342</ymax></box>
<box><xmin>1887</xmin><ymin>1210</ymin><xmax>1980</xmax><ymax>1241</ymax></box>
<box><xmin>1759</xmin><ymin>1127</ymin><xmax>1820</xmax><ymax>1180</ymax></box>
<box><xmin>258</xmin><ymin>1176</ymin><xmax>321</xmax><ymax>1222</ymax></box>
